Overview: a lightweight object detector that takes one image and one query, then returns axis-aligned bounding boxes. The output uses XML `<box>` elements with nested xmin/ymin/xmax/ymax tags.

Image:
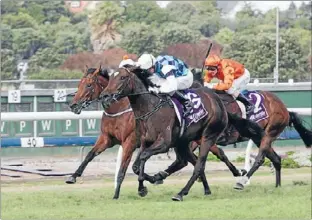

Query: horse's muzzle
<box><xmin>69</xmin><ymin>103</ymin><xmax>82</xmax><ymax>114</ymax></box>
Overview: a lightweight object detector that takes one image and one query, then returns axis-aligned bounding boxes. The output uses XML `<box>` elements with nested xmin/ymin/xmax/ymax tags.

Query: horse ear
<box><xmin>84</xmin><ymin>65</ymin><xmax>89</xmax><ymax>75</ymax></box>
<box><xmin>92</xmin><ymin>67</ymin><xmax>100</xmax><ymax>77</ymax></box>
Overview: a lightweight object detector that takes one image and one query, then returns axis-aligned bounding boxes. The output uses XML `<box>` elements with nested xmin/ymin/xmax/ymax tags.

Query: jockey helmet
<box><xmin>205</xmin><ymin>54</ymin><xmax>221</xmax><ymax>68</ymax></box>
<box><xmin>137</xmin><ymin>54</ymin><xmax>156</xmax><ymax>70</ymax></box>
<box><xmin>119</xmin><ymin>59</ymin><xmax>136</xmax><ymax>68</ymax></box>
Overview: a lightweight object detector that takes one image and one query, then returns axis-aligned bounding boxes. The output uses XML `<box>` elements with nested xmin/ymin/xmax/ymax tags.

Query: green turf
<box><xmin>2</xmin><ymin>175</ymin><xmax>311</xmax><ymax>220</ymax></box>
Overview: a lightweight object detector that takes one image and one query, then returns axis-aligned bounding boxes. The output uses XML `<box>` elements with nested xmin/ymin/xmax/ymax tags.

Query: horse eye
<box><xmin>120</xmin><ymin>76</ymin><xmax>127</xmax><ymax>80</ymax></box>
<box><xmin>87</xmin><ymin>84</ymin><xmax>92</xmax><ymax>88</ymax></box>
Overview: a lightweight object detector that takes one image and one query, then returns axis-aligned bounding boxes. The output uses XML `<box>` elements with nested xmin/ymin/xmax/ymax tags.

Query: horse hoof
<box><xmin>65</xmin><ymin>176</ymin><xmax>76</xmax><ymax>184</ymax></box>
<box><xmin>172</xmin><ymin>194</ymin><xmax>183</xmax><ymax>201</ymax></box>
<box><xmin>154</xmin><ymin>180</ymin><xmax>164</xmax><ymax>185</ymax></box>
<box><xmin>138</xmin><ymin>187</ymin><xmax>148</xmax><ymax>197</ymax></box>
<box><xmin>234</xmin><ymin>182</ymin><xmax>244</xmax><ymax>190</ymax></box>
<box><xmin>204</xmin><ymin>191</ymin><xmax>212</xmax><ymax>195</ymax></box>
<box><xmin>112</xmin><ymin>196</ymin><xmax>119</xmax><ymax>200</ymax></box>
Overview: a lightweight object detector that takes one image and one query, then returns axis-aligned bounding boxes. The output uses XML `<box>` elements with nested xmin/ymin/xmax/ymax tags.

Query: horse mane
<box><xmin>127</xmin><ymin>66</ymin><xmax>160</xmax><ymax>89</ymax></box>
<box><xmin>86</xmin><ymin>67</ymin><xmax>109</xmax><ymax>80</ymax></box>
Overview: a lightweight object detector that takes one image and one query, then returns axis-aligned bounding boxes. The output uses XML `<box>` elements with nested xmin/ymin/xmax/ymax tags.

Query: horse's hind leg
<box><xmin>265</xmin><ymin>147</ymin><xmax>281</xmax><ymax>187</ymax></box>
<box><xmin>113</xmin><ymin>133</ymin><xmax>137</xmax><ymax>199</ymax></box>
<box><xmin>210</xmin><ymin>145</ymin><xmax>243</xmax><ymax>177</ymax></box>
<box><xmin>183</xmin><ymin>143</ymin><xmax>211</xmax><ymax>195</ymax></box>
<box><xmin>234</xmin><ymin>136</ymin><xmax>272</xmax><ymax>190</ymax></box>
<box><xmin>66</xmin><ymin>133</ymin><xmax>112</xmax><ymax>184</ymax></box>
<box><xmin>172</xmin><ymin>135</ymin><xmax>218</xmax><ymax>201</ymax></box>
<box><xmin>153</xmin><ymin>147</ymin><xmax>188</xmax><ymax>184</ymax></box>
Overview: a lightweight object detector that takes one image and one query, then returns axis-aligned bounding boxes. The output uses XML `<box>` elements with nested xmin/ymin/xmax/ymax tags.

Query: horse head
<box><xmin>70</xmin><ymin>65</ymin><xmax>110</xmax><ymax>114</ymax></box>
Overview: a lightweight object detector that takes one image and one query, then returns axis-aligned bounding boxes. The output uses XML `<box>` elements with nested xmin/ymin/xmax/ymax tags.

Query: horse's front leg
<box><xmin>137</xmin><ymin>137</ymin><xmax>170</xmax><ymax>197</ymax></box>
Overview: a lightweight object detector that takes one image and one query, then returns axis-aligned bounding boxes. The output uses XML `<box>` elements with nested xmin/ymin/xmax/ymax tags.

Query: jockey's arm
<box><xmin>213</xmin><ymin>66</ymin><xmax>234</xmax><ymax>90</ymax></box>
<box><xmin>158</xmin><ymin>65</ymin><xmax>178</xmax><ymax>93</ymax></box>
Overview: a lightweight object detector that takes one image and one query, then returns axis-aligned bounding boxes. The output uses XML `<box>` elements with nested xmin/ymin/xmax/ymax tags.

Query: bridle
<box><xmin>105</xmin><ymin>67</ymin><xmax>172</xmax><ymax>120</ymax></box>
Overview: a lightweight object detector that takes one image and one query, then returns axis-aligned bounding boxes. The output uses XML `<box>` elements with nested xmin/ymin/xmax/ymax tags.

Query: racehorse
<box><xmin>66</xmin><ymin>67</ymin><xmax>138</xmax><ymax>199</ymax></box>
<box><xmin>100</xmin><ymin>66</ymin><xmax>263</xmax><ymax>201</ymax></box>
<box><xmin>185</xmin><ymin>71</ymin><xmax>312</xmax><ymax>189</ymax></box>
<box><xmin>66</xmin><ymin>66</ymin><xmax>257</xmax><ymax>199</ymax></box>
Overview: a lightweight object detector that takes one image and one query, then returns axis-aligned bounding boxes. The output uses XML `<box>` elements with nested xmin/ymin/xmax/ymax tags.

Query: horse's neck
<box><xmin>127</xmin><ymin>78</ymin><xmax>161</xmax><ymax>117</ymax></box>
<box><xmin>128</xmin><ymin>93</ymin><xmax>160</xmax><ymax>117</ymax></box>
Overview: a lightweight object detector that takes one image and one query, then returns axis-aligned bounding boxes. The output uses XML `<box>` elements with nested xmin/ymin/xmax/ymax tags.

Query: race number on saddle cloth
<box><xmin>203</xmin><ymin>54</ymin><xmax>255</xmax><ymax>114</ymax></box>
<box><xmin>136</xmin><ymin>54</ymin><xmax>208</xmax><ymax>127</ymax></box>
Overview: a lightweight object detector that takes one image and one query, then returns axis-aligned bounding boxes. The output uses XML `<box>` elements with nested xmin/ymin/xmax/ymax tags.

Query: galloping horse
<box><xmin>66</xmin><ymin>66</ymin><xmax>258</xmax><ymax>199</ymax></box>
<box><xmin>101</xmin><ymin>67</ymin><xmax>263</xmax><ymax>201</ymax></box>
<box><xmin>188</xmin><ymin>71</ymin><xmax>312</xmax><ymax>188</ymax></box>
<box><xmin>66</xmin><ymin>67</ymin><xmax>138</xmax><ymax>199</ymax></box>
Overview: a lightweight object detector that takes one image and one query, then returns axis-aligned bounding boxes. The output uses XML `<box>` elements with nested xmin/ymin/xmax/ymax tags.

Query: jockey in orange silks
<box><xmin>203</xmin><ymin>54</ymin><xmax>254</xmax><ymax>114</ymax></box>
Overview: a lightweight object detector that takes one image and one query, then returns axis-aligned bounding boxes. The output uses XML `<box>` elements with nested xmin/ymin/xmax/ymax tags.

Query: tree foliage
<box><xmin>124</xmin><ymin>1</ymin><xmax>169</xmax><ymax>27</ymax></box>
<box><xmin>165</xmin><ymin>2</ymin><xmax>196</xmax><ymax>25</ymax></box>
<box><xmin>119</xmin><ymin>23</ymin><xmax>163</xmax><ymax>55</ymax></box>
<box><xmin>2</xmin><ymin>0</ymin><xmax>311</xmax><ymax>81</ymax></box>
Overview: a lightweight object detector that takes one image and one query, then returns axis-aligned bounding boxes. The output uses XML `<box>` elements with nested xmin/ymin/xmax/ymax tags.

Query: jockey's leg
<box><xmin>175</xmin><ymin>70</ymin><xmax>194</xmax><ymax>115</ymax></box>
<box><xmin>227</xmin><ymin>69</ymin><xmax>254</xmax><ymax>114</ymax></box>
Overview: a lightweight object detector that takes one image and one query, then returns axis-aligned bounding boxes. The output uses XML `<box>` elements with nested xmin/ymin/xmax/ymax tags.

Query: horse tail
<box><xmin>288</xmin><ymin>111</ymin><xmax>312</xmax><ymax>148</ymax></box>
<box><xmin>227</xmin><ymin>112</ymin><xmax>264</xmax><ymax>145</ymax></box>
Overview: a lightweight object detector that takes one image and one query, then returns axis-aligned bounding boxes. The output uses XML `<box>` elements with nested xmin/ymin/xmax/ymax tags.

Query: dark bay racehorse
<box><xmin>66</xmin><ymin>66</ymin><xmax>256</xmax><ymax>199</ymax></box>
<box><xmin>101</xmin><ymin>67</ymin><xmax>263</xmax><ymax>201</ymax></box>
<box><xmin>186</xmin><ymin>71</ymin><xmax>312</xmax><ymax>189</ymax></box>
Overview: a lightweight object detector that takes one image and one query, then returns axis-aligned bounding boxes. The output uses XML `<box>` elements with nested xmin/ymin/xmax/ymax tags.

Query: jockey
<box><xmin>136</xmin><ymin>53</ymin><xmax>194</xmax><ymax>115</ymax></box>
<box><xmin>119</xmin><ymin>55</ymin><xmax>136</xmax><ymax>68</ymax></box>
<box><xmin>203</xmin><ymin>54</ymin><xmax>254</xmax><ymax>114</ymax></box>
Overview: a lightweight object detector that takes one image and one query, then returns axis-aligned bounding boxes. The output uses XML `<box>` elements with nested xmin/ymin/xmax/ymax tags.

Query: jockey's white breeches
<box><xmin>226</xmin><ymin>68</ymin><xmax>250</xmax><ymax>98</ymax></box>
<box><xmin>176</xmin><ymin>69</ymin><xmax>193</xmax><ymax>90</ymax></box>
<box><xmin>149</xmin><ymin>69</ymin><xmax>193</xmax><ymax>94</ymax></box>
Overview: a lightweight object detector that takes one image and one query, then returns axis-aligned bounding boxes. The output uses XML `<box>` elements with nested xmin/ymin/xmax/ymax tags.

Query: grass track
<box><xmin>2</xmin><ymin>169</ymin><xmax>311</xmax><ymax>220</ymax></box>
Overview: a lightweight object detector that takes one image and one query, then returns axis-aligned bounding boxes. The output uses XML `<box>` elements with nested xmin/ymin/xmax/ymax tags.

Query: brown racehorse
<box><xmin>66</xmin><ymin>66</ymin><xmax>254</xmax><ymax>199</ymax></box>
<box><xmin>158</xmin><ymin>71</ymin><xmax>312</xmax><ymax>189</ymax></box>
<box><xmin>66</xmin><ymin>67</ymin><xmax>138</xmax><ymax>199</ymax></box>
<box><xmin>100</xmin><ymin>66</ymin><xmax>263</xmax><ymax>201</ymax></box>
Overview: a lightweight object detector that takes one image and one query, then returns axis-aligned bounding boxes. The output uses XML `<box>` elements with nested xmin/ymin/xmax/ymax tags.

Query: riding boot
<box><xmin>236</xmin><ymin>93</ymin><xmax>254</xmax><ymax>115</ymax></box>
<box><xmin>174</xmin><ymin>91</ymin><xmax>193</xmax><ymax>116</ymax></box>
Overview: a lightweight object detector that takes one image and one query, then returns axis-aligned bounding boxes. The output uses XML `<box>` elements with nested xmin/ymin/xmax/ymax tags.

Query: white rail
<box><xmin>1</xmin><ymin>108</ymin><xmax>311</xmax><ymax>122</ymax></box>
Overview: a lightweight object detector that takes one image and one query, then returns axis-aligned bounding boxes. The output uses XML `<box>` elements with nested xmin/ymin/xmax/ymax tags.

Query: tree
<box><xmin>160</xmin><ymin>23</ymin><xmax>201</xmax><ymax>48</ymax></box>
<box><xmin>213</xmin><ymin>27</ymin><xmax>235</xmax><ymax>46</ymax></box>
<box><xmin>165</xmin><ymin>2</ymin><xmax>196</xmax><ymax>25</ymax></box>
<box><xmin>235</xmin><ymin>2</ymin><xmax>263</xmax><ymax>31</ymax></box>
<box><xmin>1</xmin><ymin>0</ymin><xmax>22</xmax><ymax>14</ymax></box>
<box><xmin>223</xmin><ymin>30</ymin><xmax>309</xmax><ymax>81</ymax></box>
<box><xmin>119</xmin><ymin>23</ymin><xmax>163</xmax><ymax>55</ymax></box>
<box><xmin>1</xmin><ymin>49</ymin><xmax>17</xmax><ymax>76</ymax></box>
<box><xmin>186</xmin><ymin>1</ymin><xmax>223</xmax><ymax>37</ymax></box>
<box><xmin>12</xmin><ymin>28</ymin><xmax>47</xmax><ymax>60</ymax></box>
<box><xmin>1</xmin><ymin>24</ymin><xmax>13</xmax><ymax>50</ymax></box>
<box><xmin>278</xmin><ymin>30</ymin><xmax>309</xmax><ymax>81</ymax></box>
<box><xmin>124</xmin><ymin>1</ymin><xmax>169</xmax><ymax>27</ymax></box>
<box><xmin>89</xmin><ymin>1</ymin><xmax>125</xmax><ymax>51</ymax></box>
<box><xmin>22</xmin><ymin>0</ymin><xmax>70</xmax><ymax>24</ymax></box>
<box><xmin>27</xmin><ymin>48</ymin><xmax>68</xmax><ymax>73</ymax></box>
<box><xmin>2</xmin><ymin>12</ymin><xmax>38</xmax><ymax>29</ymax></box>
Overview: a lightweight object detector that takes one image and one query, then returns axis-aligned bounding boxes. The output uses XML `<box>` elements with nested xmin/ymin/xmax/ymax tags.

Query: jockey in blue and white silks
<box><xmin>136</xmin><ymin>53</ymin><xmax>194</xmax><ymax>115</ymax></box>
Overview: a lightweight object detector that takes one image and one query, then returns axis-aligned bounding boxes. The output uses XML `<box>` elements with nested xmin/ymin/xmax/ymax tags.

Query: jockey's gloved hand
<box><xmin>148</xmin><ymin>87</ymin><xmax>159</xmax><ymax>94</ymax></box>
